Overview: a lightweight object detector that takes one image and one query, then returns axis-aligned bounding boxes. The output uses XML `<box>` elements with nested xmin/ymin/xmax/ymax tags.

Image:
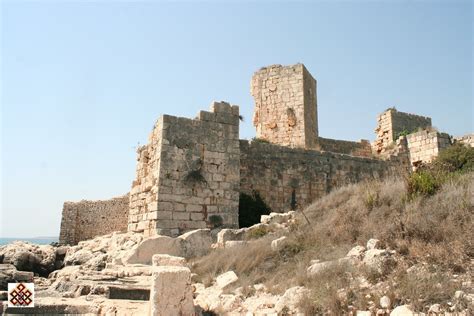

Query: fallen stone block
<box><xmin>122</xmin><ymin>235</ymin><xmax>184</xmax><ymax>265</ymax></box>
<box><xmin>271</xmin><ymin>236</ymin><xmax>287</xmax><ymax>251</ymax></box>
<box><xmin>178</xmin><ymin>229</ymin><xmax>212</xmax><ymax>258</ymax></box>
<box><xmin>216</xmin><ymin>271</ymin><xmax>238</xmax><ymax>290</ymax></box>
<box><xmin>217</xmin><ymin>229</ymin><xmax>246</xmax><ymax>246</ymax></box>
<box><xmin>152</xmin><ymin>254</ymin><xmax>186</xmax><ymax>267</ymax></box>
<box><xmin>150</xmin><ymin>266</ymin><xmax>194</xmax><ymax>316</ymax></box>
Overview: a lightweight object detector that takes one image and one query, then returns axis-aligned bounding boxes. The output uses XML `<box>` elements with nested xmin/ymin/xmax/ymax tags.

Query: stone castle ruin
<box><xmin>59</xmin><ymin>63</ymin><xmax>473</xmax><ymax>245</ymax></box>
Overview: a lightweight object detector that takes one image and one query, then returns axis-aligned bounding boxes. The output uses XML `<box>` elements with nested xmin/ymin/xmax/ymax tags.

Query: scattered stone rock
<box><xmin>454</xmin><ymin>290</ymin><xmax>465</xmax><ymax>300</ymax></box>
<box><xmin>260</xmin><ymin>211</ymin><xmax>295</xmax><ymax>225</ymax></box>
<box><xmin>380</xmin><ymin>295</ymin><xmax>391</xmax><ymax>309</ymax></box>
<box><xmin>429</xmin><ymin>303</ymin><xmax>441</xmax><ymax>313</ymax></box>
<box><xmin>390</xmin><ymin>305</ymin><xmax>414</xmax><ymax>316</ymax></box>
<box><xmin>363</xmin><ymin>249</ymin><xmax>393</xmax><ymax>273</ymax></box>
<box><xmin>217</xmin><ymin>229</ymin><xmax>246</xmax><ymax>246</ymax></box>
<box><xmin>271</xmin><ymin>236</ymin><xmax>287</xmax><ymax>251</ymax></box>
<box><xmin>225</xmin><ymin>241</ymin><xmax>248</xmax><ymax>248</ymax></box>
<box><xmin>307</xmin><ymin>260</ymin><xmax>333</xmax><ymax>276</ymax></box>
<box><xmin>274</xmin><ymin>286</ymin><xmax>309</xmax><ymax>313</ymax></box>
<box><xmin>346</xmin><ymin>245</ymin><xmax>366</xmax><ymax>259</ymax></box>
<box><xmin>216</xmin><ymin>271</ymin><xmax>238</xmax><ymax>290</ymax></box>
<box><xmin>366</xmin><ymin>238</ymin><xmax>381</xmax><ymax>250</ymax></box>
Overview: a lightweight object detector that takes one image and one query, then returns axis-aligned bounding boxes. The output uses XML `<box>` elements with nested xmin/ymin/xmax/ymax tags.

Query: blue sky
<box><xmin>1</xmin><ymin>1</ymin><xmax>472</xmax><ymax>238</ymax></box>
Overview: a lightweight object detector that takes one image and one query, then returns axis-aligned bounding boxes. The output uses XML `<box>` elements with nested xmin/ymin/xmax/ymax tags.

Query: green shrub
<box><xmin>434</xmin><ymin>142</ymin><xmax>474</xmax><ymax>173</ymax></box>
<box><xmin>251</xmin><ymin>137</ymin><xmax>270</xmax><ymax>144</ymax></box>
<box><xmin>246</xmin><ymin>226</ymin><xmax>268</xmax><ymax>239</ymax></box>
<box><xmin>407</xmin><ymin>170</ymin><xmax>440</xmax><ymax>197</ymax></box>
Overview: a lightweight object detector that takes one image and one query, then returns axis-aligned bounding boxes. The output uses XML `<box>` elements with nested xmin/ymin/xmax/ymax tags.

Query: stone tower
<box><xmin>251</xmin><ymin>64</ymin><xmax>318</xmax><ymax>149</ymax></box>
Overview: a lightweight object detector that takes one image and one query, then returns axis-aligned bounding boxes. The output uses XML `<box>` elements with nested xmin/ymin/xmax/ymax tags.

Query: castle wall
<box><xmin>128</xmin><ymin>102</ymin><xmax>240</xmax><ymax>237</ymax></box>
<box><xmin>373</xmin><ymin>108</ymin><xmax>432</xmax><ymax>154</ymax></box>
<box><xmin>454</xmin><ymin>134</ymin><xmax>474</xmax><ymax>147</ymax></box>
<box><xmin>240</xmin><ymin>140</ymin><xmax>398</xmax><ymax>213</ymax></box>
<box><xmin>251</xmin><ymin>64</ymin><xmax>318</xmax><ymax>149</ymax></box>
<box><xmin>59</xmin><ymin>194</ymin><xmax>129</xmax><ymax>245</ymax></box>
<box><xmin>406</xmin><ymin>130</ymin><xmax>452</xmax><ymax>168</ymax></box>
<box><xmin>318</xmin><ymin>137</ymin><xmax>373</xmax><ymax>157</ymax></box>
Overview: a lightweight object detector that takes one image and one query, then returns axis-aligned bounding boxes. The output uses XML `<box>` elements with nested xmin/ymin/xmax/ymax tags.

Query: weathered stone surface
<box><xmin>59</xmin><ymin>194</ymin><xmax>129</xmax><ymax>245</ymax></box>
<box><xmin>128</xmin><ymin>102</ymin><xmax>240</xmax><ymax>238</ymax></box>
<box><xmin>122</xmin><ymin>235</ymin><xmax>184</xmax><ymax>265</ymax></box>
<box><xmin>178</xmin><ymin>229</ymin><xmax>212</xmax><ymax>258</ymax></box>
<box><xmin>261</xmin><ymin>212</ymin><xmax>295</xmax><ymax>225</ymax></box>
<box><xmin>0</xmin><ymin>242</ymin><xmax>58</xmax><ymax>277</ymax></box>
<box><xmin>274</xmin><ymin>286</ymin><xmax>309</xmax><ymax>313</ymax></box>
<box><xmin>0</xmin><ymin>264</ymin><xmax>34</xmax><ymax>290</ymax></box>
<box><xmin>216</xmin><ymin>271</ymin><xmax>238</xmax><ymax>290</ymax></box>
<box><xmin>149</xmin><ymin>266</ymin><xmax>194</xmax><ymax>316</ymax></box>
<box><xmin>152</xmin><ymin>254</ymin><xmax>186</xmax><ymax>267</ymax></box>
<box><xmin>224</xmin><ymin>241</ymin><xmax>248</xmax><ymax>248</ymax></box>
<box><xmin>251</xmin><ymin>64</ymin><xmax>318</xmax><ymax>149</ymax></box>
<box><xmin>307</xmin><ymin>260</ymin><xmax>333</xmax><ymax>276</ymax></box>
<box><xmin>380</xmin><ymin>295</ymin><xmax>391</xmax><ymax>309</ymax></box>
<box><xmin>271</xmin><ymin>236</ymin><xmax>287</xmax><ymax>251</ymax></box>
<box><xmin>346</xmin><ymin>245</ymin><xmax>366</xmax><ymax>259</ymax></box>
<box><xmin>64</xmin><ymin>249</ymin><xmax>94</xmax><ymax>266</ymax></box>
<box><xmin>363</xmin><ymin>249</ymin><xmax>393</xmax><ymax>273</ymax></box>
<box><xmin>217</xmin><ymin>229</ymin><xmax>246</xmax><ymax>246</ymax></box>
<box><xmin>390</xmin><ymin>305</ymin><xmax>414</xmax><ymax>316</ymax></box>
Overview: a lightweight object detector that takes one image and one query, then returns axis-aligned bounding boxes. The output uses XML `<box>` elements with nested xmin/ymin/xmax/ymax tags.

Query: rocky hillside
<box><xmin>191</xmin><ymin>171</ymin><xmax>473</xmax><ymax>315</ymax></box>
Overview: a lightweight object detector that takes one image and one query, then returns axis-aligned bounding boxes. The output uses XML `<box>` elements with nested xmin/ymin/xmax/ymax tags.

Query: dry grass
<box><xmin>191</xmin><ymin>171</ymin><xmax>474</xmax><ymax>312</ymax></box>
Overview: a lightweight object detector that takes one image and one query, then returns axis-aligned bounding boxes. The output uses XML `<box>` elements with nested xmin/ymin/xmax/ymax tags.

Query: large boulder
<box><xmin>122</xmin><ymin>236</ymin><xmax>184</xmax><ymax>265</ymax></box>
<box><xmin>362</xmin><ymin>249</ymin><xmax>394</xmax><ymax>273</ymax></box>
<box><xmin>178</xmin><ymin>229</ymin><xmax>212</xmax><ymax>258</ymax></box>
<box><xmin>217</xmin><ymin>229</ymin><xmax>246</xmax><ymax>246</ymax></box>
<box><xmin>0</xmin><ymin>242</ymin><xmax>58</xmax><ymax>277</ymax></box>
<box><xmin>0</xmin><ymin>264</ymin><xmax>34</xmax><ymax>290</ymax></box>
<box><xmin>274</xmin><ymin>286</ymin><xmax>309</xmax><ymax>313</ymax></box>
<box><xmin>390</xmin><ymin>305</ymin><xmax>414</xmax><ymax>316</ymax></box>
<box><xmin>64</xmin><ymin>249</ymin><xmax>94</xmax><ymax>266</ymax></box>
<box><xmin>215</xmin><ymin>271</ymin><xmax>238</xmax><ymax>290</ymax></box>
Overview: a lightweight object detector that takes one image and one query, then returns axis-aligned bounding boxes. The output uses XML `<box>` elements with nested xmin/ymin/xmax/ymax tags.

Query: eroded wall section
<box><xmin>251</xmin><ymin>64</ymin><xmax>318</xmax><ymax>149</ymax></box>
<box><xmin>59</xmin><ymin>194</ymin><xmax>129</xmax><ymax>245</ymax></box>
<box><xmin>128</xmin><ymin>102</ymin><xmax>240</xmax><ymax>237</ymax></box>
<box><xmin>240</xmin><ymin>140</ymin><xmax>399</xmax><ymax>213</ymax></box>
<box><xmin>406</xmin><ymin>130</ymin><xmax>452</xmax><ymax>168</ymax></box>
<box><xmin>373</xmin><ymin>108</ymin><xmax>432</xmax><ymax>155</ymax></box>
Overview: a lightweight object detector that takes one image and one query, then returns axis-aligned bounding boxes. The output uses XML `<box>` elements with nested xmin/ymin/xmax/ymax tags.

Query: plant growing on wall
<box><xmin>183</xmin><ymin>158</ymin><xmax>207</xmax><ymax>184</ymax></box>
<box><xmin>208</xmin><ymin>215</ymin><xmax>223</xmax><ymax>228</ymax></box>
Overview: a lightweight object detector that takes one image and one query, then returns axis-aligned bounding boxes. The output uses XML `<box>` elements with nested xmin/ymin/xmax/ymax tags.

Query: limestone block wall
<box><xmin>240</xmin><ymin>140</ymin><xmax>398</xmax><ymax>213</ymax></box>
<box><xmin>454</xmin><ymin>134</ymin><xmax>474</xmax><ymax>147</ymax></box>
<box><xmin>59</xmin><ymin>194</ymin><xmax>129</xmax><ymax>245</ymax></box>
<box><xmin>406</xmin><ymin>130</ymin><xmax>452</xmax><ymax>168</ymax></box>
<box><xmin>373</xmin><ymin>108</ymin><xmax>432</xmax><ymax>154</ymax></box>
<box><xmin>251</xmin><ymin>64</ymin><xmax>318</xmax><ymax>149</ymax></box>
<box><xmin>318</xmin><ymin>137</ymin><xmax>373</xmax><ymax>157</ymax></box>
<box><xmin>128</xmin><ymin>102</ymin><xmax>240</xmax><ymax>237</ymax></box>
